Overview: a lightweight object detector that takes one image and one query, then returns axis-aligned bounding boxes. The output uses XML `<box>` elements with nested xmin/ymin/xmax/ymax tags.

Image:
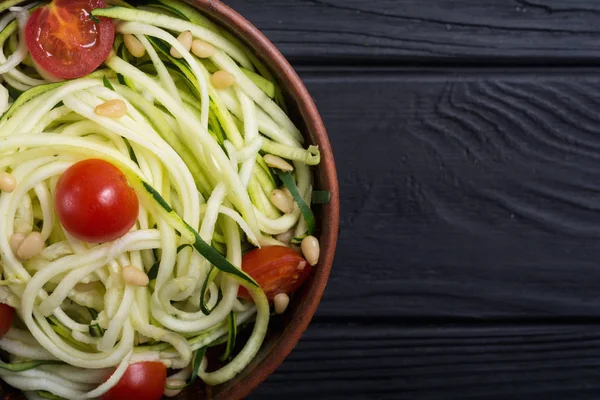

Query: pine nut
<box><xmin>123</xmin><ymin>34</ymin><xmax>146</xmax><ymax>58</ymax></box>
<box><xmin>270</xmin><ymin>189</ymin><xmax>294</xmax><ymax>214</ymax></box>
<box><xmin>283</xmin><ymin>187</ymin><xmax>294</xmax><ymax>202</ymax></box>
<box><xmin>122</xmin><ymin>265</ymin><xmax>149</xmax><ymax>287</ymax></box>
<box><xmin>210</xmin><ymin>70</ymin><xmax>236</xmax><ymax>89</ymax></box>
<box><xmin>16</xmin><ymin>232</ymin><xmax>45</xmax><ymax>261</ymax></box>
<box><xmin>191</xmin><ymin>39</ymin><xmax>215</xmax><ymax>58</ymax></box>
<box><xmin>264</xmin><ymin>154</ymin><xmax>293</xmax><ymax>172</ymax></box>
<box><xmin>274</xmin><ymin>293</ymin><xmax>290</xmax><ymax>314</ymax></box>
<box><xmin>163</xmin><ymin>379</ymin><xmax>186</xmax><ymax>397</ymax></box>
<box><xmin>0</xmin><ymin>171</ymin><xmax>16</xmax><ymax>192</ymax></box>
<box><xmin>10</xmin><ymin>233</ymin><xmax>26</xmax><ymax>255</ymax></box>
<box><xmin>301</xmin><ymin>235</ymin><xmax>320</xmax><ymax>266</ymax></box>
<box><xmin>275</xmin><ymin>228</ymin><xmax>295</xmax><ymax>244</ymax></box>
<box><xmin>95</xmin><ymin>99</ymin><xmax>127</xmax><ymax>118</ymax></box>
<box><xmin>171</xmin><ymin>30</ymin><xmax>192</xmax><ymax>58</ymax></box>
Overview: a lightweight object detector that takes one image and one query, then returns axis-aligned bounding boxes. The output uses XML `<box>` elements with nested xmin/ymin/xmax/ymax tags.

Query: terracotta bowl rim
<box><xmin>183</xmin><ymin>0</ymin><xmax>340</xmax><ymax>399</ymax></box>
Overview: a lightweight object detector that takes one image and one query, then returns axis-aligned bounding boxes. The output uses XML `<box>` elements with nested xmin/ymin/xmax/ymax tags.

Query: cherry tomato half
<box><xmin>102</xmin><ymin>362</ymin><xmax>166</xmax><ymax>400</ymax></box>
<box><xmin>55</xmin><ymin>159</ymin><xmax>139</xmax><ymax>243</ymax></box>
<box><xmin>0</xmin><ymin>304</ymin><xmax>14</xmax><ymax>337</ymax></box>
<box><xmin>238</xmin><ymin>246</ymin><xmax>312</xmax><ymax>302</ymax></box>
<box><xmin>25</xmin><ymin>0</ymin><xmax>114</xmax><ymax>79</ymax></box>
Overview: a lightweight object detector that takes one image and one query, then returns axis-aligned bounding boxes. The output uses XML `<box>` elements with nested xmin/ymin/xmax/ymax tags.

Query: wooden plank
<box><xmin>251</xmin><ymin>322</ymin><xmax>600</xmax><ymax>400</ymax></box>
<box><xmin>224</xmin><ymin>0</ymin><xmax>600</xmax><ymax>63</ymax></box>
<box><xmin>296</xmin><ymin>67</ymin><xmax>600</xmax><ymax>318</ymax></box>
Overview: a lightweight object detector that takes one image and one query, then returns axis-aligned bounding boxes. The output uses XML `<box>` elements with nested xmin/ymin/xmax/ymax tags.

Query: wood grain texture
<box><xmin>223</xmin><ymin>0</ymin><xmax>600</xmax><ymax>63</ymax></box>
<box><xmin>215</xmin><ymin>2</ymin><xmax>600</xmax><ymax>396</ymax></box>
<box><xmin>293</xmin><ymin>67</ymin><xmax>600</xmax><ymax>319</ymax></box>
<box><xmin>251</xmin><ymin>322</ymin><xmax>600</xmax><ymax>400</ymax></box>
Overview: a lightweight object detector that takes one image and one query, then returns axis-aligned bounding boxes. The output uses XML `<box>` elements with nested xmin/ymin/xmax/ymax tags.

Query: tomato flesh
<box><xmin>238</xmin><ymin>246</ymin><xmax>312</xmax><ymax>302</ymax></box>
<box><xmin>0</xmin><ymin>304</ymin><xmax>14</xmax><ymax>337</ymax></box>
<box><xmin>102</xmin><ymin>362</ymin><xmax>166</xmax><ymax>400</ymax></box>
<box><xmin>25</xmin><ymin>0</ymin><xmax>114</xmax><ymax>79</ymax></box>
<box><xmin>55</xmin><ymin>159</ymin><xmax>139</xmax><ymax>243</ymax></box>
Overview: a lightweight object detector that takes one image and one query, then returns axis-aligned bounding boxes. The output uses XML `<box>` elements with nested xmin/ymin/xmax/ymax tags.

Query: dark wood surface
<box><xmin>222</xmin><ymin>1</ymin><xmax>600</xmax><ymax>398</ymax></box>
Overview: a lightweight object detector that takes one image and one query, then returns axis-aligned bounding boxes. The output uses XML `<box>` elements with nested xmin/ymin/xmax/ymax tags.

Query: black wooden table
<box><xmin>227</xmin><ymin>1</ymin><xmax>600</xmax><ymax>399</ymax></box>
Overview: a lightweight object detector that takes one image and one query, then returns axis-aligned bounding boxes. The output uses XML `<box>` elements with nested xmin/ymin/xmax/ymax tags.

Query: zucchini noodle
<box><xmin>0</xmin><ymin>1</ymin><xmax>322</xmax><ymax>399</ymax></box>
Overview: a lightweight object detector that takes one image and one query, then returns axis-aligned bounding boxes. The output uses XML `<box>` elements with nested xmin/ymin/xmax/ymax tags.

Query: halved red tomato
<box><xmin>25</xmin><ymin>0</ymin><xmax>114</xmax><ymax>79</ymax></box>
<box><xmin>238</xmin><ymin>246</ymin><xmax>312</xmax><ymax>302</ymax></box>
